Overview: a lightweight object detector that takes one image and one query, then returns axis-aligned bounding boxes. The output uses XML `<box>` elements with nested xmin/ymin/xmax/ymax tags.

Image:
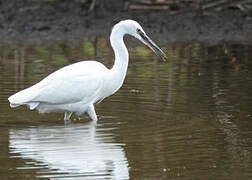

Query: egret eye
<box><xmin>136</xmin><ymin>28</ymin><xmax>141</xmax><ymax>33</ymax></box>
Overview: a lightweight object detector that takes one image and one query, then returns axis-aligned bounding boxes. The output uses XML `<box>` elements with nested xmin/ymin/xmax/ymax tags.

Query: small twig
<box><xmin>131</xmin><ymin>0</ymin><xmax>174</xmax><ymax>5</ymax></box>
<box><xmin>89</xmin><ymin>0</ymin><xmax>96</xmax><ymax>12</ymax></box>
<box><xmin>202</xmin><ymin>0</ymin><xmax>230</xmax><ymax>10</ymax></box>
<box><xmin>129</xmin><ymin>4</ymin><xmax>170</xmax><ymax>10</ymax></box>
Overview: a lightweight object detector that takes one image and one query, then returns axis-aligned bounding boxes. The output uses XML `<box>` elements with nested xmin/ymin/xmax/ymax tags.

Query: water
<box><xmin>0</xmin><ymin>38</ymin><xmax>252</xmax><ymax>180</ymax></box>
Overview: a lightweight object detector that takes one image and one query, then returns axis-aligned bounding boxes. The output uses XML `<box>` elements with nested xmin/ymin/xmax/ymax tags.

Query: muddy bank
<box><xmin>0</xmin><ymin>0</ymin><xmax>252</xmax><ymax>44</ymax></box>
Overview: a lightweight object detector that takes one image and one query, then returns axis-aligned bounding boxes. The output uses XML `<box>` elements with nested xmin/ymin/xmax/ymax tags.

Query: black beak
<box><xmin>138</xmin><ymin>31</ymin><xmax>167</xmax><ymax>61</ymax></box>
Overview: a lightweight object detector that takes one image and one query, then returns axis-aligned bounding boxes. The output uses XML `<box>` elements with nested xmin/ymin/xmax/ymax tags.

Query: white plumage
<box><xmin>8</xmin><ymin>19</ymin><xmax>166</xmax><ymax>123</ymax></box>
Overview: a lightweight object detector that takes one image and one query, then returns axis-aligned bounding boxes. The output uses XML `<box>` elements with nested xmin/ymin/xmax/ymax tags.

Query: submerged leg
<box><xmin>64</xmin><ymin>111</ymin><xmax>73</xmax><ymax>123</ymax></box>
<box><xmin>87</xmin><ymin>104</ymin><xmax>97</xmax><ymax>122</ymax></box>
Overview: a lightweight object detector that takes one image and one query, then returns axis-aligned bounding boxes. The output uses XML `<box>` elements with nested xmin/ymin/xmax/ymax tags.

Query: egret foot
<box><xmin>87</xmin><ymin>104</ymin><xmax>98</xmax><ymax>122</ymax></box>
<box><xmin>64</xmin><ymin>111</ymin><xmax>73</xmax><ymax>123</ymax></box>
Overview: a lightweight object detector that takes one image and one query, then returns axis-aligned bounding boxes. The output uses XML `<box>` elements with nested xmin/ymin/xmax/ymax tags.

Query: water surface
<box><xmin>0</xmin><ymin>39</ymin><xmax>252</xmax><ymax>179</ymax></box>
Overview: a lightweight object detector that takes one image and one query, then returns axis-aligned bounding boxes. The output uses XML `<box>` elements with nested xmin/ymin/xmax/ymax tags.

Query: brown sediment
<box><xmin>0</xmin><ymin>0</ymin><xmax>251</xmax><ymax>44</ymax></box>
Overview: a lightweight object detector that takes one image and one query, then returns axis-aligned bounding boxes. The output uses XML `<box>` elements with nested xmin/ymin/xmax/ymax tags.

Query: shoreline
<box><xmin>0</xmin><ymin>1</ymin><xmax>251</xmax><ymax>44</ymax></box>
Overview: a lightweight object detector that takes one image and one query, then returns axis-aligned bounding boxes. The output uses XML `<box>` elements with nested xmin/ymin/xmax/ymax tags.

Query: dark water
<box><xmin>0</xmin><ymin>38</ymin><xmax>252</xmax><ymax>180</ymax></box>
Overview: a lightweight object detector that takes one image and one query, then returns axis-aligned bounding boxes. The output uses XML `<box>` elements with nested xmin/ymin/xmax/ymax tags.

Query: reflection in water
<box><xmin>212</xmin><ymin>71</ymin><xmax>251</xmax><ymax>169</ymax></box>
<box><xmin>14</xmin><ymin>47</ymin><xmax>26</xmax><ymax>90</ymax></box>
<box><xmin>9</xmin><ymin>122</ymin><xmax>129</xmax><ymax>179</ymax></box>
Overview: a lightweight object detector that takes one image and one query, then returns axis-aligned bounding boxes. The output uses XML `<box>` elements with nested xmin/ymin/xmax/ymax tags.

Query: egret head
<box><xmin>119</xmin><ymin>20</ymin><xmax>167</xmax><ymax>61</ymax></box>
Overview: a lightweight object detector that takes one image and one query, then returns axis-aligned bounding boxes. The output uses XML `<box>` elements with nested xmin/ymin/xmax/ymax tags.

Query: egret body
<box><xmin>8</xmin><ymin>20</ymin><xmax>166</xmax><ymax>123</ymax></box>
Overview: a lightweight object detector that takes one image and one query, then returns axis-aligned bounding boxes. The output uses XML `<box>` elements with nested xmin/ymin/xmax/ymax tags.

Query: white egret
<box><xmin>8</xmin><ymin>20</ymin><xmax>167</xmax><ymax>123</ymax></box>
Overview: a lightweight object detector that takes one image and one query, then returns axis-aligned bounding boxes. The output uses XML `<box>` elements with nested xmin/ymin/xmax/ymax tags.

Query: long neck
<box><xmin>109</xmin><ymin>27</ymin><xmax>129</xmax><ymax>92</ymax></box>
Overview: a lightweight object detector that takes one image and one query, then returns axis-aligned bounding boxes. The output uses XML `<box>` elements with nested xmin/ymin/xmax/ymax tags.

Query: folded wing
<box><xmin>8</xmin><ymin>61</ymin><xmax>107</xmax><ymax>108</ymax></box>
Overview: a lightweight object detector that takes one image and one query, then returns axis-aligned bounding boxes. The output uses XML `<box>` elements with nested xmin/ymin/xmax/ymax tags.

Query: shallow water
<box><xmin>0</xmin><ymin>39</ymin><xmax>252</xmax><ymax>180</ymax></box>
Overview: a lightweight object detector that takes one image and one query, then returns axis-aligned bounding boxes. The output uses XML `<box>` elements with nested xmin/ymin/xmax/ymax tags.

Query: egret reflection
<box><xmin>9</xmin><ymin>122</ymin><xmax>129</xmax><ymax>179</ymax></box>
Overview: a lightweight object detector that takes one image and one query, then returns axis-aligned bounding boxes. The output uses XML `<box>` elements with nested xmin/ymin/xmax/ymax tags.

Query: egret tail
<box><xmin>8</xmin><ymin>86</ymin><xmax>40</xmax><ymax>110</ymax></box>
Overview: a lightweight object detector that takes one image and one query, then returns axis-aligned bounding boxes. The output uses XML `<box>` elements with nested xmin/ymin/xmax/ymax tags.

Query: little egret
<box><xmin>8</xmin><ymin>20</ymin><xmax>167</xmax><ymax>123</ymax></box>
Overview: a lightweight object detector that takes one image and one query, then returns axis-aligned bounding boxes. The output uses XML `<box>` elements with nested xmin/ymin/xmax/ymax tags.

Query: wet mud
<box><xmin>0</xmin><ymin>0</ymin><xmax>251</xmax><ymax>44</ymax></box>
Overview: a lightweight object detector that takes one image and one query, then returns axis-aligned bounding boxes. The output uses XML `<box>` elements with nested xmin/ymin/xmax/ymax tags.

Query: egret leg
<box><xmin>64</xmin><ymin>111</ymin><xmax>73</xmax><ymax>123</ymax></box>
<box><xmin>87</xmin><ymin>104</ymin><xmax>97</xmax><ymax>122</ymax></box>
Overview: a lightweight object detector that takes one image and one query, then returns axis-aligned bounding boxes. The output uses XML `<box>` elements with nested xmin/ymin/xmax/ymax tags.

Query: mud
<box><xmin>0</xmin><ymin>0</ymin><xmax>251</xmax><ymax>44</ymax></box>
